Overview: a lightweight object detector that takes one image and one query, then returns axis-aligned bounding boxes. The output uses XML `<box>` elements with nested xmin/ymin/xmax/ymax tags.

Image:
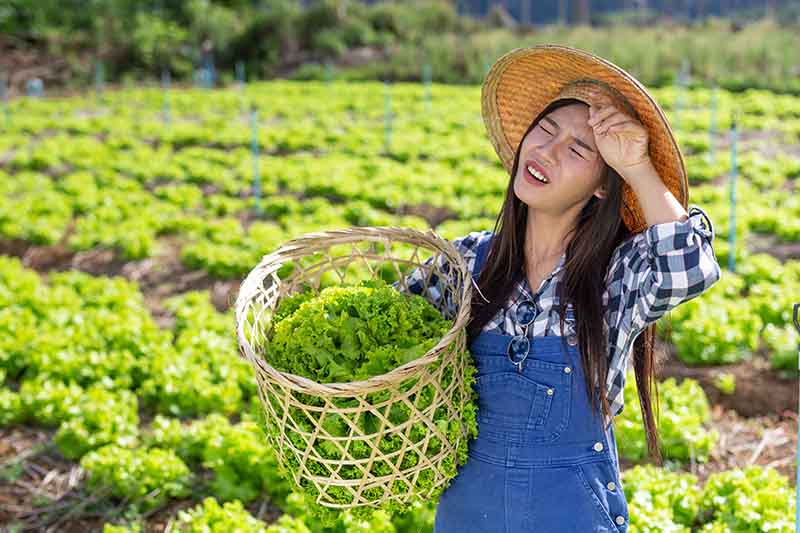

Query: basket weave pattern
<box><xmin>234</xmin><ymin>226</ymin><xmax>477</xmax><ymax>510</ymax></box>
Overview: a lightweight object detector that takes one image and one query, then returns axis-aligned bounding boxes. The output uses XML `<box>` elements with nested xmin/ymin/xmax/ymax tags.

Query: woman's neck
<box><xmin>524</xmin><ymin>211</ymin><xmax>572</xmax><ymax>269</ymax></box>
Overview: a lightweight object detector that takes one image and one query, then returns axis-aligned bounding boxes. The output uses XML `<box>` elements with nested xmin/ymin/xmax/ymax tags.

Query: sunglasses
<box><xmin>507</xmin><ymin>299</ymin><xmax>537</xmax><ymax>373</ymax></box>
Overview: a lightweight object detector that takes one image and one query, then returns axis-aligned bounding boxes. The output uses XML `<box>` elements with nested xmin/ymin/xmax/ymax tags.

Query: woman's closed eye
<box><xmin>540</xmin><ymin>126</ymin><xmax>585</xmax><ymax>159</ymax></box>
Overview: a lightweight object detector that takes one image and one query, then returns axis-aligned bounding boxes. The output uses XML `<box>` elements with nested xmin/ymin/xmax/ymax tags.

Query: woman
<box><xmin>395</xmin><ymin>45</ymin><xmax>722</xmax><ymax>532</ymax></box>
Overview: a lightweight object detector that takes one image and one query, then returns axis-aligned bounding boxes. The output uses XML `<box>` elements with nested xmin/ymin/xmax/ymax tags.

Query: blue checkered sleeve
<box><xmin>631</xmin><ymin>205</ymin><xmax>721</xmax><ymax>330</ymax></box>
<box><xmin>391</xmin><ymin>230</ymin><xmax>490</xmax><ymax>318</ymax></box>
<box><xmin>603</xmin><ymin>205</ymin><xmax>722</xmax><ymax>417</ymax></box>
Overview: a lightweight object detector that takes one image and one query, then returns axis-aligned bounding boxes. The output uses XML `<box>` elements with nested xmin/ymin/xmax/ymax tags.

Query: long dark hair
<box><xmin>467</xmin><ymin>98</ymin><xmax>663</xmax><ymax>466</ymax></box>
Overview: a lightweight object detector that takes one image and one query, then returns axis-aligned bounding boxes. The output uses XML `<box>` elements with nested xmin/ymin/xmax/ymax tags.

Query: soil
<box><xmin>0</xmin><ymin>235</ymin><xmax>241</xmax><ymax>330</ymax></box>
<box><xmin>656</xmin><ymin>339</ymin><xmax>798</xmax><ymax>419</ymax></box>
<box><xmin>0</xmin><ymin>36</ymin><xmax>78</xmax><ymax>98</ymax></box>
<box><xmin>746</xmin><ymin>232</ymin><xmax>800</xmax><ymax>261</ymax></box>
<box><xmin>0</xmin><ymin>427</ymin><xmax>284</xmax><ymax>532</ymax></box>
<box><xmin>395</xmin><ymin>202</ymin><xmax>458</xmax><ymax>227</ymax></box>
<box><xmin>617</xmin><ymin>404</ymin><xmax>798</xmax><ymax>488</ymax></box>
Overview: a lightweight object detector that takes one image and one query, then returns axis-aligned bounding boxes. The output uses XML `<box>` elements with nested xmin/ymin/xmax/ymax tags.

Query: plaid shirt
<box><xmin>393</xmin><ymin>205</ymin><xmax>721</xmax><ymax>420</ymax></box>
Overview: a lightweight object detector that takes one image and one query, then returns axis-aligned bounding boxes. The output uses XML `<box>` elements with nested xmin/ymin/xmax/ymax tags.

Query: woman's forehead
<box><xmin>547</xmin><ymin>103</ymin><xmax>589</xmax><ymax>122</ymax></box>
<box><xmin>542</xmin><ymin>105</ymin><xmax>597</xmax><ymax>151</ymax></box>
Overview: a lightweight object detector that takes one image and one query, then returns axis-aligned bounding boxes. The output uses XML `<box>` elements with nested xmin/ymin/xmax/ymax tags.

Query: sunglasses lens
<box><xmin>508</xmin><ymin>335</ymin><xmax>530</xmax><ymax>364</ymax></box>
<box><xmin>516</xmin><ymin>300</ymin><xmax>536</xmax><ymax>325</ymax></box>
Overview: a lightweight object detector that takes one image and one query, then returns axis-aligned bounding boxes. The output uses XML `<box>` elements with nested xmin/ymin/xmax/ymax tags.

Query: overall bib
<box><xmin>434</xmin><ymin>238</ymin><xmax>631</xmax><ymax>533</ymax></box>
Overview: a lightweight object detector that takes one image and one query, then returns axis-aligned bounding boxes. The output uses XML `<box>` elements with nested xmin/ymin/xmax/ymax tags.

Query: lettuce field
<box><xmin>0</xmin><ymin>80</ymin><xmax>798</xmax><ymax>532</ymax></box>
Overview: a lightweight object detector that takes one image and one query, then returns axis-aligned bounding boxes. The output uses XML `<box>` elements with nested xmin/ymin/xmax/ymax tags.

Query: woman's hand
<box><xmin>587</xmin><ymin>94</ymin><xmax>652</xmax><ymax>182</ymax></box>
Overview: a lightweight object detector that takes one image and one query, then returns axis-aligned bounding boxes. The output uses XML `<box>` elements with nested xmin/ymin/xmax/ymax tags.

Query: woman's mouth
<box><xmin>523</xmin><ymin>162</ymin><xmax>550</xmax><ymax>186</ymax></box>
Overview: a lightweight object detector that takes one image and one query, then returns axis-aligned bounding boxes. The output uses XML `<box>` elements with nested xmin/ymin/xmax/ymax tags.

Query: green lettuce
<box><xmin>268</xmin><ymin>279</ymin><xmax>452</xmax><ymax>383</ymax></box>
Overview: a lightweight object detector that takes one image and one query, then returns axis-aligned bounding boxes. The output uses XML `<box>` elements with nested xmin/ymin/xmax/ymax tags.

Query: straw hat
<box><xmin>481</xmin><ymin>44</ymin><xmax>688</xmax><ymax>235</ymax></box>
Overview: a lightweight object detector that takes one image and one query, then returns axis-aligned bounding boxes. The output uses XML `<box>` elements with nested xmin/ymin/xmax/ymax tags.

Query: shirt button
<box><xmin>606</xmin><ymin>481</ymin><xmax>616</xmax><ymax>491</ymax></box>
<box><xmin>563</xmin><ymin>366</ymin><xmax>571</xmax><ymax>374</ymax></box>
<box><xmin>547</xmin><ymin>388</ymin><xmax>554</xmax><ymax>396</ymax></box>
<box><xmin>615</xmin><ymin>515</ymin><xmax>625</xmax><ymax>525</ymax></box>
<box><xmin>593</xmin><ymin>441</ymin><xmax>604</xmax><ymax>452</ymax></box>
<box><xmin>567</xmin><ymin>334</ymin><xmax>578</xmax><ymax>346</ymax></box>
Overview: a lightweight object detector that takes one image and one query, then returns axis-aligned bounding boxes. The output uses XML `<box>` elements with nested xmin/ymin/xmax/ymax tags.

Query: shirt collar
<box><xmin>517</xmin><ymin>251</ymin><xmax>568</xmax><ymax>300</ymax></box>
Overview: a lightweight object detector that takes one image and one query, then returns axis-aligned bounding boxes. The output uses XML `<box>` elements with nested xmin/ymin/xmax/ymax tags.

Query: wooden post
<box><xmin>251</xmin><ymin>105</ymin><xmax>262</xmax><ymax>215</ymax></box>
<box><xmin>384</xmin><ymin>80</ymin><xmax>393</xmax><ymax>156</ymax></box>
<box><xmin>0</xmin><ymin>72</ymin><xmax>8</xmax><ymax>131</ymax></box>
<box><xmin>576</xmin><ymin>0</ymin><xmax>590</xmax><ymax>25</ymax></box>
<box><xmin>236</xmin><ymin>61</ymin><xmax>246</xmax><ymax>114</ymax></box>
<box><xmin>793</xmin><ymin>303</ymin><xmax>800</xmax><ymax>533</ymax></box>
<box><xmin>161</xmin><ymin>70</ymin><xmax>171</xmax><ymax>125</ymax></box>
<box><xmin>95</xmin><ymin>61</ymin><xmax>105</xmax><ymax>100</ymax></box>
<box><xmin>708</xmin><ymin>82</ymin><xmax>717</xmax><ymax>164</ymax></box>
<box><xmin>727</xmin><ymin>110</ymin><xmax>738</xmax><ymax>273</ymax></box>
<box><xmin>674</xmin><ymin>58</ymin><xmax>689</xmax><ymax>132</ymax></box>
<box><xmin>423</xmin><ymin>62</ymin><xmax>432</xmax><ymax>115</ymax></box>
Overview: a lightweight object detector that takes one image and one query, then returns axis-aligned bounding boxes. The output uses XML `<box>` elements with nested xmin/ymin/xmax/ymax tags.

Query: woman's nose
<box><xmin>536</xmin><ymin>141</ymin><xmax>559</xmax><ymax>165</ymax></box>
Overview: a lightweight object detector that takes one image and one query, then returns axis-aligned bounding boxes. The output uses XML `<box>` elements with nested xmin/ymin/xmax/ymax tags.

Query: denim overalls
<box><xmin>434</xmin><ymin>237</ymin><xmax>631</xmax><ymax>533</ymax></box>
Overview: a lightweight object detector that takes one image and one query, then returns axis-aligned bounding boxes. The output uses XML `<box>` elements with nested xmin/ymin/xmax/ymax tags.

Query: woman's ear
<box><xmin>593</xmin><ymin>184</ymin><xmax>608</xmax><ymax>200</ymax></box>
<box><xmin>593</xmin><ymin>165</ymin><xmax>610</xmax><ymax>201</ymax></box>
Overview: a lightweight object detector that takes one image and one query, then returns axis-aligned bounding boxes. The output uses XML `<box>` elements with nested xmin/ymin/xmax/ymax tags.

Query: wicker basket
<box><xmin>234</xmin><ymin>226</ymin><xmax>478</xmax><ymax>513</ymax></box>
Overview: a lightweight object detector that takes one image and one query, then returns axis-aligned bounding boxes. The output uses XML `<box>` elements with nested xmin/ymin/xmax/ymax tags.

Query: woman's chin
<box><xmin>513</xmin><ymin>179</ymin><xmax>545</xmax><ymax>206</ymax></box>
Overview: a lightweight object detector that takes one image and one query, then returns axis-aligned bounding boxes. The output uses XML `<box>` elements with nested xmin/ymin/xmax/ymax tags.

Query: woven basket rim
<box><xmin>234</xmin><ymin>225</ymin><xmax>475</xmax><ymax>396</ymax></box>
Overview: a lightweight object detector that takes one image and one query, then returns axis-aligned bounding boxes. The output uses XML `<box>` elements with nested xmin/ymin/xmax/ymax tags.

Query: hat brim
<box><xmin>481</xmin><ymin>44</ymin><xmax>688</xmax><ymax>234</ymax></box>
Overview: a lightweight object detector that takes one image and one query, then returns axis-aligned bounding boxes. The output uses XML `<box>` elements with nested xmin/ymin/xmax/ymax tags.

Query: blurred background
<box><xmin>1</xmin><ymin>0</ymin><xmax>799</xmax><ymax>93</ymax></box>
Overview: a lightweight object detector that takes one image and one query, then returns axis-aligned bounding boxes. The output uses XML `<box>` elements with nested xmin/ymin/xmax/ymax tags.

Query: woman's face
<box><xmin>513</xmin><ymin>102</ymin><xmax>607</xmax><ymax>211</ymax></box>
